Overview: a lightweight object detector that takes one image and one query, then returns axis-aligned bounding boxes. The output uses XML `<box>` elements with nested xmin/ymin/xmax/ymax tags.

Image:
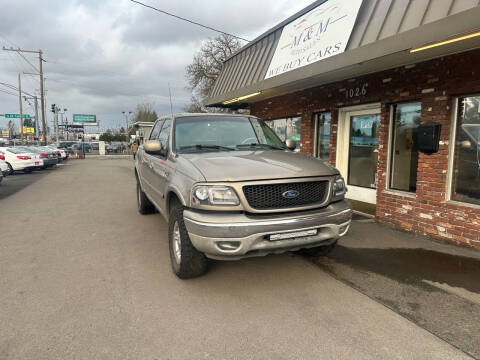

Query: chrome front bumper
<box><xmin>183</xmin><ymin>200</ymin><xmax>352</xmax><ymax>260</ymax></box>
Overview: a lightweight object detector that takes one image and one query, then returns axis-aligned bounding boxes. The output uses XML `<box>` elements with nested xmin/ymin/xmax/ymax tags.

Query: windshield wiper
<box><xmin>236</xmin><ymin>143</ymin><xmax>284</xmax><ymax>150</ymax></box>
<box><xmin>179</xmin><ymin>144</ymin><xmax>235</xmax><ymax>152</ymax></box>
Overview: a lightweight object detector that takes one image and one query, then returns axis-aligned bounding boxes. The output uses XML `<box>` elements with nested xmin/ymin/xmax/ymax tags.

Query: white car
<box><xmin>0</xmin><ymin>158</ymin><xmax>7</xmax><ymax>182</ymax></box>
<box><xmin>47</xmin><ymin>145</ymin><xmax>67</xmax><ymax>160</ymax></box>
<box><xmin>0</xmin><ymin>147</ymin><xmax>39</xmax><ymax>174</ymax></box>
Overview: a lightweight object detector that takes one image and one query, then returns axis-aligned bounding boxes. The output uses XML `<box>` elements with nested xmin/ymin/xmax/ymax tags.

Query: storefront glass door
<box><xmin>337</xmin><ymin>107</ymin><xmax>381</xmax><ymax>204</ymax></box>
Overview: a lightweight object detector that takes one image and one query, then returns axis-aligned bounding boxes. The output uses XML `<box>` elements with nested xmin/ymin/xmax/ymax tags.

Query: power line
<box><xmin>0</xmin><ymin>81</ymin><xmax>35</xmax><ymax>97</ymax></box>
<box><xmin>0</xmin><ymin>88</ymin><xmax>17</xmax><ymax>97</ymax></box>
<box><xmin>15</xmin><ymin>51</ymin><xmax>39</xmax><ymax>73</ymax></box>
<box><xmin>128</xmin><ymin>0</ymin><xmax>250</xmax><ymax>42</ymax></box>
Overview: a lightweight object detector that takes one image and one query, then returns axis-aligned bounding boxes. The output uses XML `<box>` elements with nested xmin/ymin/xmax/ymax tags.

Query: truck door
<box><xmin>148</xmin><ymin>118</ymin><xmax>173</xmax><ymax>216</ymax></box>
<box><xmin>140</xmin><ymin>119</ymin><xmax>163</xmax><ymax>198</ymax></box>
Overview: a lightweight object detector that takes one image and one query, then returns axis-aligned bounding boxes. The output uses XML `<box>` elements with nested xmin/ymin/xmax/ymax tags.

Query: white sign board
<box><xmin>265</xmin><ymin>0</ymin><xmax>363</xmax><ymax>79</ymax></box>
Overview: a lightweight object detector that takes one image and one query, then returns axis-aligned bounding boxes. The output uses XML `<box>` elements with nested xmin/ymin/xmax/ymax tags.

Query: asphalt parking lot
<box><xmin>0</xmin><ymin>158</ymin><xmax>477</xmax><ymax>360</ymax></box>
<box><xmin>0</xmin><ymin>167</ymin><xmax>58</xmax><ymax>200</ymax></box>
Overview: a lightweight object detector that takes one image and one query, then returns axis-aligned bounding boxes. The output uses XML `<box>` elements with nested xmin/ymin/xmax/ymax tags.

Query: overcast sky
<box><xmin>0</xmin><ymin>0</ymin><xmax>313</xmax><ymax>133</ymax></box>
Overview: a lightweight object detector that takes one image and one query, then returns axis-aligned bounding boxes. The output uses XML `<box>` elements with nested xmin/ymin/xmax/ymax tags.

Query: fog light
<box><xmin>216</xmin><ymin>241</ymin><xmax>241</xmax><ymax>251</ymax></box>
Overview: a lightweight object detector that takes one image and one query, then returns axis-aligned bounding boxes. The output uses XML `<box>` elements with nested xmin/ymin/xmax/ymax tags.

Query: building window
<box><xmin>265</xmin><ymin>116</ymin><xmax>301</xmax><ymax>150</ymax></box>
<box><xmin>451</xmin><ymin>96</ymin><xmax>480</xmax><ymax>206</ymax></box>
<box><xmin>348</xmin><ymin>113</ymin><xmax>380</xmax><ymax>189</ymax></box>
<box><xmin>389</xmin><ymin>102</ymin><xmax>421</xmax><ymax>192</ymax></box>
<box><xmin>315</xmin><ymin>112</ymin><xmax>331</xmax><ymax>160</ymax></box>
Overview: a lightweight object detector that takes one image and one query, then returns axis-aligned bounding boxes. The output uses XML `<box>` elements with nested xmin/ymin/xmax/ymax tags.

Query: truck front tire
<box><xmin>168</xmin><ymin>205</ymin><xmax>208</xmax><ymax>279</ymax></box>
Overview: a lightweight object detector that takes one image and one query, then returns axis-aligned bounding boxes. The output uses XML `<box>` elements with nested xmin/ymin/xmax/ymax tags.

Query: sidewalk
<box><xmin>311</xmin><ymin>217</ymin><xmax>480</xmax><ymax>359</ymax></box>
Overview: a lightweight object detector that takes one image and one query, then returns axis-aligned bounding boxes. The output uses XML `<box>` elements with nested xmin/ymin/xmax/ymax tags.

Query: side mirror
<box><xmin>144</xmin><ymin>140</ymin><xmax>163</xmax><ymax>154</ymax></box>
<box><xmin>285</xmin><ymin>138</ymin><xmax>297</xmax><ymax>151</ymax></box>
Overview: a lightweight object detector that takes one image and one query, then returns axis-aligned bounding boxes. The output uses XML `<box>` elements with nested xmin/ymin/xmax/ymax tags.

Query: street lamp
<box><xmin>122</xmin><ymin>111</ymin><xmax>133</xmax><ymax>144</ymax></box>
<box><xmin>60</xmin><ymin>108</ymin><xmax>68</xmax><ymax>141</ymax></box>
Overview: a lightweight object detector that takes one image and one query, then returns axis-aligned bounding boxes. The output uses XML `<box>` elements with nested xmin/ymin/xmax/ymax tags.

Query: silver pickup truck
<box><xmin>135</xmin><ymin>113</ymin><xmax>352</xmax><ymax>278</ymax></box>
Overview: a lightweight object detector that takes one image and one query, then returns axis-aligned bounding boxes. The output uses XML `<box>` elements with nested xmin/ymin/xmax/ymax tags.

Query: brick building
<box><xmin>205</xmin><ymin>0</ymin><xmax>480</xmax><ymax>249</ymax></box>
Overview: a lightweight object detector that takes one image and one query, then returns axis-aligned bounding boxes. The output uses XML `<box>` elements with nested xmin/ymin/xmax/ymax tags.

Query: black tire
<box><xmin>6</xmin><ymin>163</ymin><xmax>13</xmax><ymax>175</ymax></box>
<box><xmin>168</xmin><ymin>205</ymin><xmax>208</xmax><ymax>279</ymax></box>
<box><xmin>299</xmin><ymin>241</ymin><xmax>337</xmax><ymax>257</ymax></box>
<box><xmin>137</xmin><ymin>182</ymin><xmax>155</xmax><ymax>214</ymax></box>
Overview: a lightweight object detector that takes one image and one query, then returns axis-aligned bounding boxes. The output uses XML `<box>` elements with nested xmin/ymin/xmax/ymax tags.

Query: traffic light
<box><xmin>51</xmin><ymin>104</ymin><xmax>56</xmax><ymax>113</ymax></box>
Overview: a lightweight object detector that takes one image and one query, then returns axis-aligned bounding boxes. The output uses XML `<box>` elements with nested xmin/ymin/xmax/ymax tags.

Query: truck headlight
<box><xmin>193</xmin><ymin>185</ymin><xmax>240</xmax><ymax>206</ymax></box>
<box><xmin>332</xmin><ymin>176</ymin><xmax>346</xmax><ymax>198</ymax></box>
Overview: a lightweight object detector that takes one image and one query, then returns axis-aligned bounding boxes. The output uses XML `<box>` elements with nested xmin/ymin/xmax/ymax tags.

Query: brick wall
<box><xmin>251</xmin><ymin>49</ymin><xmax>480</xmax><ymax>250</ymax></box>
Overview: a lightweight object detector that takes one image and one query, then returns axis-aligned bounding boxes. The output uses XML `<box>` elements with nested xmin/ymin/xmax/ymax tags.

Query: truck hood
<box><xmin>181</xmin><ymin>150</ymin><xmax>338</xmax><ymax>182</ymax></box>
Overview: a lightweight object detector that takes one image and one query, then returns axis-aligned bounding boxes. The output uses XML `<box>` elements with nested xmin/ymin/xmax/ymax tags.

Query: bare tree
<box><xmin>185</xmin><ymin>34</ymin><xmax>242</xmax><ymax>112</ymax></box>
<box><xmin>132</xmin><ymin>103</ymin><xmax>158</xmax><ymax>123</ymax></box>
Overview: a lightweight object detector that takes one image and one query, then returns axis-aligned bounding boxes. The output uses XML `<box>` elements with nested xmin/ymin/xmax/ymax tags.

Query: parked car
<box><xmin>0</xmin><ymin>156</ymin><xmax>7</xmax><ymax>182</ymax></box>
<box><xmin>0</xmin><ymin>147</ymin><xmax>38</xmax><ymax>174</ymax></box>
<box><xmin>0</xmin><ymin>156</ymin><xmax>8</xmax><ymax>177</ymax></box>
<box><xmin>135</xmin><ymin>113</ymin><xmax>352</xmax><ymax>279</ymax></box>
<box><xmin>21</xmin><ymin>146</ymin><xmax>58</xmax><ymax>169</ymax></box>
<box><xmin>14</xmin><ymin>147</ymin><xmax>46</xmax><ymax>171</ymax></box>
<box><xmin>47</xmin><ymin>144</ymin><xmax>68</xmax><ymax>160</ymax></box>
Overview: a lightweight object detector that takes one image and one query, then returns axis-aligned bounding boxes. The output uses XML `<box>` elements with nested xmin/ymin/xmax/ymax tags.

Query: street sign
<box><xmin>4</xmin><ymin>113</ymin><xmax>31</xmax><ymax>119</ymax></box>
<box><xmin>73</xmin><ymin>114</ymin><xmax>97</xmax><ymax>125</ymax></box>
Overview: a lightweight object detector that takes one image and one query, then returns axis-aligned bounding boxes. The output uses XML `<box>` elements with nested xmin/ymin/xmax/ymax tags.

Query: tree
<box><xmin>132</xmin><ymin>103</ymin><xmax>158</xmax><ymax>123</ymax></box>
<box><xmin>185</xmin><ymin>34</ymin><xmax>242</xmax><ymax>112</ymax></box>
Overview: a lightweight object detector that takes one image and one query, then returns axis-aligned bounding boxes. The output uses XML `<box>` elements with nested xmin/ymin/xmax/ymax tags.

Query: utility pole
<box><xmin>18</xmin><ymin>73</ymin><xmax>24</xmax><ymax>142</ymax></box>
<box><xmin>122</xmin><ymin>111</ymin><xmax>132</xmax><ymax>145</ymax></box>
<box><xmin>51</xmin><ymin>104</ymin><xmax>59</xmax><ymax>147</ymax></box>
<box><xmin>34</xmin><ymin>96</ymin><xmax>39</xmax><ymax>139</ymax></box>
<box><xmin>3</xmin><ymin>47</ymin><xmax>47</xmax><ymax>145</ymax></box>
<box><xmin>39</xmin><ymin>50</ymin><xmax>46</xmax><ymax>145</ymax></box>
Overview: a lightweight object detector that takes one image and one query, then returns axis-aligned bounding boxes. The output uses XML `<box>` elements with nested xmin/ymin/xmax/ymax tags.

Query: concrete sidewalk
<box><xmin>311</xmin><ymin>217</ymin><xmax>480</xmax><ymax>359</ymax></box>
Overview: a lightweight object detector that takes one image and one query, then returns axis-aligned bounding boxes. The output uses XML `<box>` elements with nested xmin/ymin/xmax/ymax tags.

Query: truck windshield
<box><xmin>174</xmin><ymin>116</ymin><xmax>286</xmax><ymax>152</ymax></box>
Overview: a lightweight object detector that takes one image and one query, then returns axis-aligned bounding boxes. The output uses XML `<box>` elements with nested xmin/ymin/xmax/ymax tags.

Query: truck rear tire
<box><xmin>168</xmin><ymin>205</ymin><xmax>208</xmax><ymax>279</ymax></box>
<box><xmin>137</xmin><ymin>182</ymin><xmax>155</xmax><ymax>214</ymax></box>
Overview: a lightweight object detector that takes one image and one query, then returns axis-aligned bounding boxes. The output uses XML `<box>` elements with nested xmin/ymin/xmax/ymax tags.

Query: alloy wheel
<box><xmin>172</xmin><ymin>221</ymin><xmax>182</xmax><ymax>265</ymax></box>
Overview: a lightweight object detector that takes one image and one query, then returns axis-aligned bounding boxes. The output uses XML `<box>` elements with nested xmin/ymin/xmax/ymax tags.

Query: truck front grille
<box><xmin>243</xmin><ymin>181</ymin><xmax>329</xmax><ymax>210</ymax></box>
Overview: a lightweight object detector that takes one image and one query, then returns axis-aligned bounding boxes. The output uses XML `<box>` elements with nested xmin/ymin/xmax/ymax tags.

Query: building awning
<box><xmin>205</xmin><ymin>0</ymin><xmax>480</xmax><ymax>108</ymax></box>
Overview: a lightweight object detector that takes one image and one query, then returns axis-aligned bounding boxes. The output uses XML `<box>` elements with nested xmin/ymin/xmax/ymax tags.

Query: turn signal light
<box><xmin>17</xmin><ymin>155</ymin><xmax>31</xmax><ymax>160</ymax></box>
<box><xmin>0</xmin><ymin>154</ymin><xmax>4</xmax><ymax>160</ymax></box>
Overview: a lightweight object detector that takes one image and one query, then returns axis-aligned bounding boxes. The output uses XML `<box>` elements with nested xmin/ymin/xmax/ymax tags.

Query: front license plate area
<box><xmin>269</xmin><ymin>229</ymin><xmax>317</xmax><ymax>241</ymax></box>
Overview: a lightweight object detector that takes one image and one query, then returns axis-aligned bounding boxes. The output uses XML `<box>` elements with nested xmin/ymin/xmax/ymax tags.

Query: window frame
<box><xmin>447</xmin><ymin>95</ymin><xmax>480</xmax><ymax>208</ymax></box>
<box><xmin>313</xmin><ymin>111</ymin><xmax>331</xmax><ymax>160</ymax></box>
<box><xmin>264</xmin><ymin>115</ymin><xmax>302</xmax><ymax>150</ymax></box>
<box><xmin>386</xmin><ymin>101</ymin><xmax>422</xmax><ymax>194</ymax></box>
<box><xmin>148</xmin><ymin>119</ymin><xmax>164</xmax><ymax>140</ymax></box>
<box><xmin>156</xmin><ymin>118</ymin><xmax>172</xmax><ymax>158</ymax></box>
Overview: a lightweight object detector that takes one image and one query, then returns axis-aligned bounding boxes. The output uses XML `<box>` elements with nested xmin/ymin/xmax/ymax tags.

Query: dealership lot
<box><xmin>0</xmin><ymin>158</ymin><xmax>477</xmax><ymax>359</ymax></box>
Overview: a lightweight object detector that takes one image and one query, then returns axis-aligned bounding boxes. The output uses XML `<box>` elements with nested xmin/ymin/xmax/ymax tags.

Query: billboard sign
<box><xmin>265</xmin><ymin>0</ymin><xmax>363</xmax><ymax>79</ymax></box>
<box><xmin>22</xmin><ymin>127</ymin><xmax>35</xmax><ymax>134</ymax></box>
<box><xmin>73</xmin><ymin>114</ymin><xmax>97</xmax><ymax>125</ymax></box>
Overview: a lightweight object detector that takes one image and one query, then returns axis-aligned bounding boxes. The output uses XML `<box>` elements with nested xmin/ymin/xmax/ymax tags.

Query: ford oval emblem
<box><xmin>282</xmin><ymin>190</ymin><xmax>299</xmax><ymax>199</ymax></box>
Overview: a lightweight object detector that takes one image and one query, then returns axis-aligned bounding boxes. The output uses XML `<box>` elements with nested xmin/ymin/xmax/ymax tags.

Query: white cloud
<box><xmin>0</xmin><ymin>0</ymin><xmax>313</xmax><ymax>132</ymax></box>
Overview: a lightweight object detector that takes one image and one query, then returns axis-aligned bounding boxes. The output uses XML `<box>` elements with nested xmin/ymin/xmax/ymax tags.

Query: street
<box><xmin>0</xmin><ymin>158</ymin><xmax>475</xmax><ymax>360</ymax></box>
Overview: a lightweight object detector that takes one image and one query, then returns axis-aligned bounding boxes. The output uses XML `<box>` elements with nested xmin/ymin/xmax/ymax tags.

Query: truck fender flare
<box><xmin>166</xmin><ymin>186</ymin><xmax>187</xmax><ymax>213</ymax></box>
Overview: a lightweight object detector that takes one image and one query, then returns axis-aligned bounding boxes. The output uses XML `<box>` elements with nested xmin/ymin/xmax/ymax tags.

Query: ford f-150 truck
<box><xmin>135</xmin><ymin>113</ymin><xmax>352</xmax><ymax>279</ymax></box>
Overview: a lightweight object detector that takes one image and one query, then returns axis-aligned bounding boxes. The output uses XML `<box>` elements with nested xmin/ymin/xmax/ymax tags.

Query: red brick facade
<box><xmin>251</xmin><ymin>49</ymin><xmax>480</xmax><ymax>250</ymax></box>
